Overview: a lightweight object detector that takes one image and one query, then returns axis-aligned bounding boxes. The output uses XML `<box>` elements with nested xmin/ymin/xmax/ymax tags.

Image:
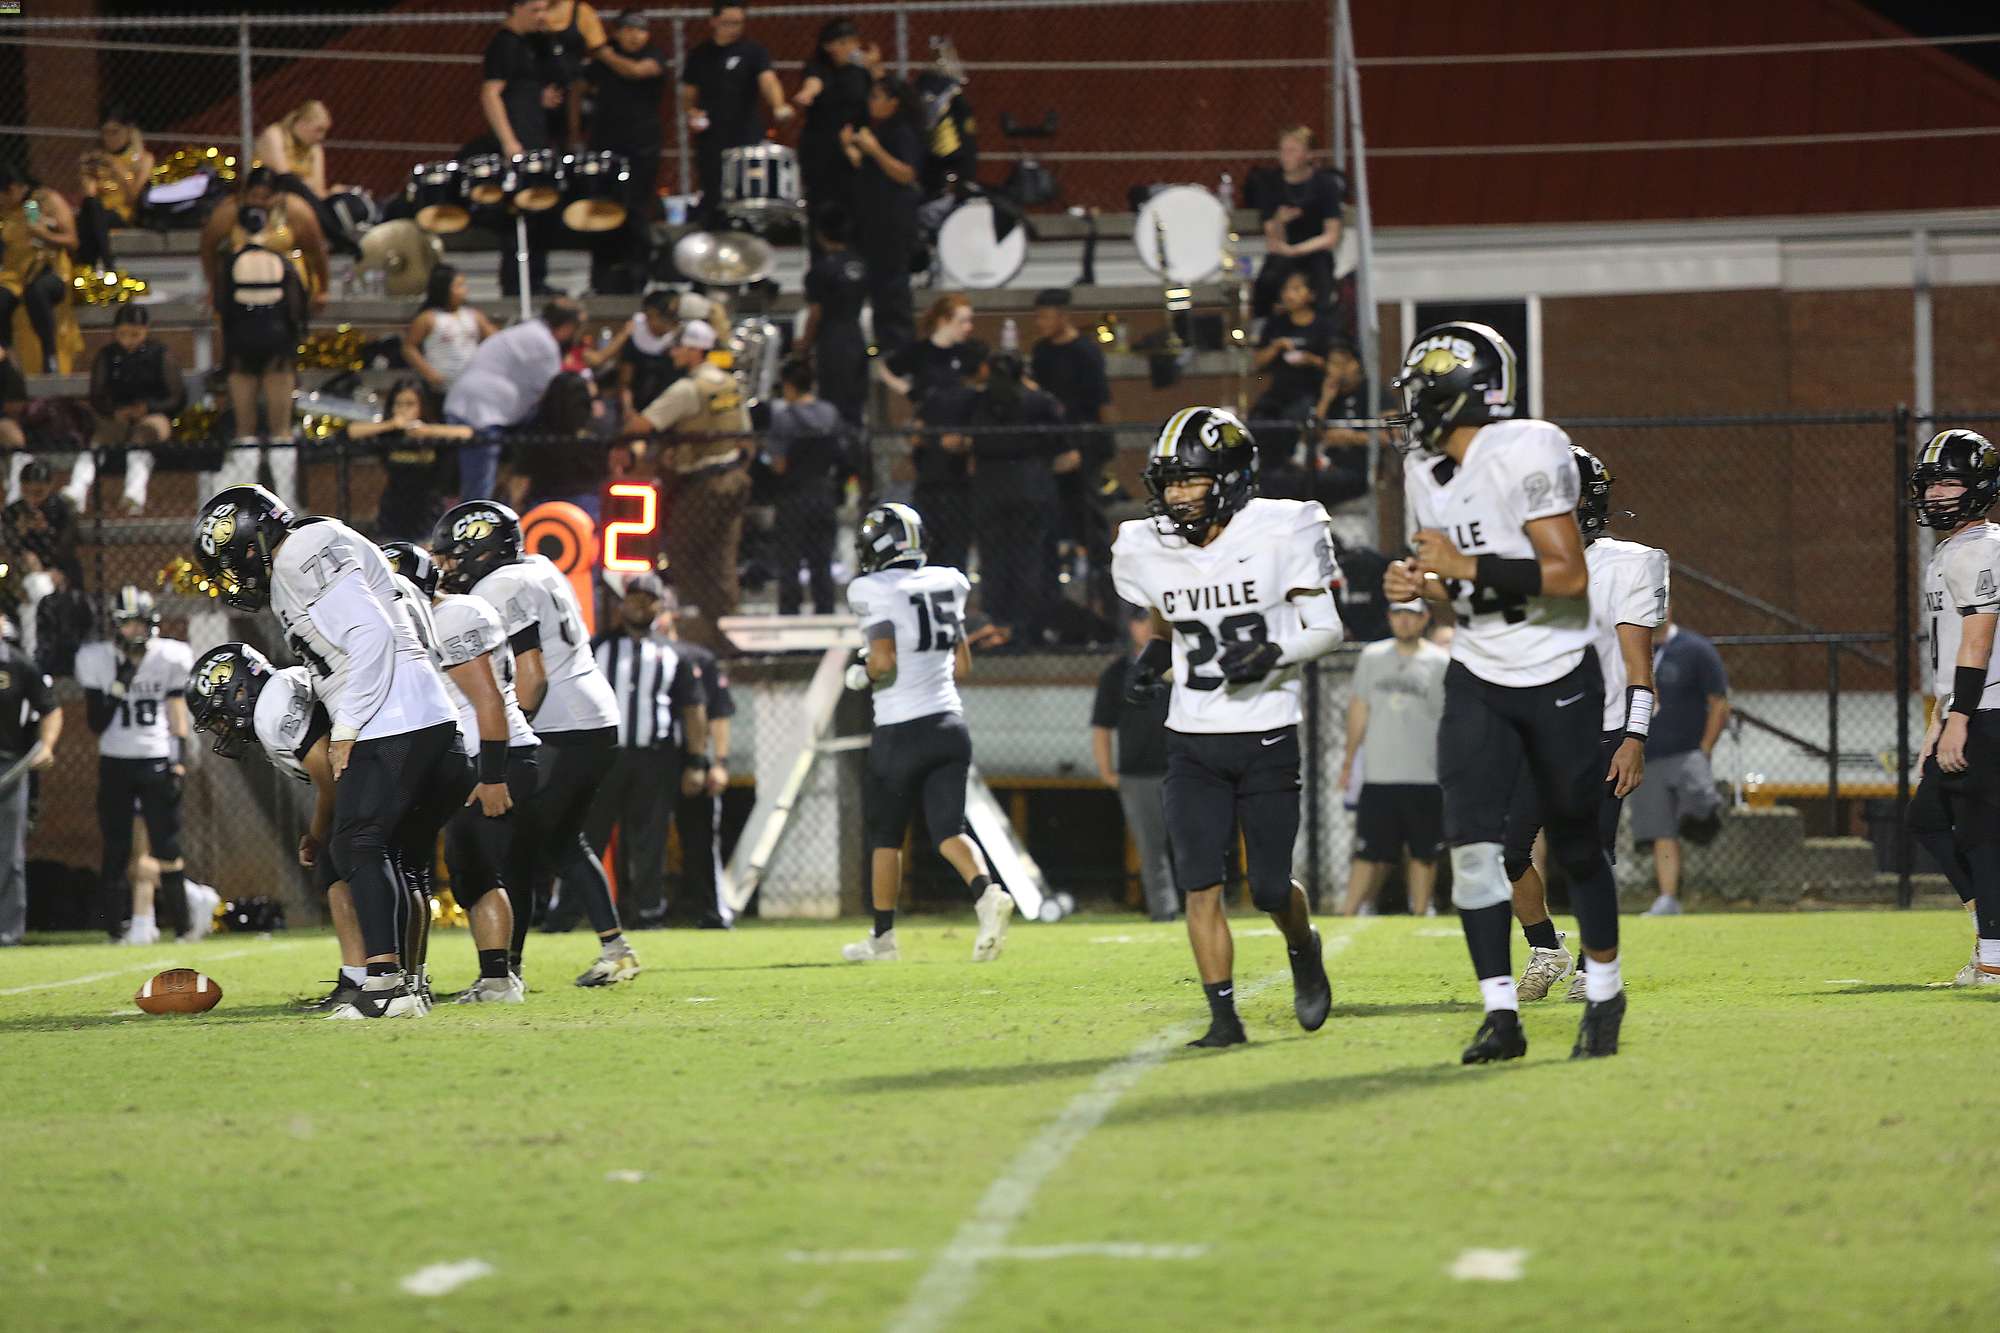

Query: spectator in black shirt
<box><xmin>540</xmin><ymin>0</ymin><xmax>606</xmax><ymax>147</ymax></box>
<box><xmin>345</xmin><ymin>379</ymin><xmax>472</xmax><ymax>542</ymax></box>
<box><xmin>87</xmin><ymin>306</ymin><xmax>181</xmax><ymax>516</ymax></box>
<box><xmin>480</xmin><ymin>0</ymin><xmax>562</xmax><ymax>298</ymax></box>
<box><xmin>4</xmin><ymin>460</ymin><xmax>85</xmax><ymax>674</ymax></box>
<box><xmin>1091</xmin><ymin>606</ymin><xmax>1175</xmax><ymax>920</ymax></box>
<box><xmin>1029</xmin><ymin>287</ymin><xmax>1112</xmax><ymax>588</ymax></box>
<box><xmin>587</xmin><ymin>10</ymin><xmax>669</xmax><ymax>293</ymax></box>
<box><xmin>679</xmin><ymin>3</ymin><xmax>792</xmax><ymax>222</ymax></box>
<box><xmin>1309</xmin><ymin>337</ymin><xmax>1373</xmax><ymax>507</ymax></box>
<box><xmin>883</xmin><ymin>292</ymin><xmax>973</xmax><ymax>404</ymax></box>
<box><xmin>960</xmin><ymin>344</ymin><xmax>1064</xmax><ymax>643</ymax></box>
<box><xmin>765</xmin><ymin>358</ymin><xmax>846</xmax><ymax>615</ymax></box>
<box><xmin>0</xmin><ymin>619</ymin><xmax>60</xmax><ymax>945</ymax></box>
<box><xmin>1251</xmin><ymin>268</ymin><xmax>1335</xmax><ymax>498</ymax></box>
<box><xmin>0</xmin><ymin>344</ymin><xmax>25</xmax><ymax>458</ymax></box>
<box><xmin>797</xmin><ymin>207</ymin><xmax>869</xmax><ymax>426</ymax></box>
<box><xmin>1248</xmin><ymin>125</ymin><xmax>1346</xmax><ymax>322</ymax></box>
<box><xmin>845</xmin><ymin>76</ymin><xmax>923</xmax><ymax>358</ymax></box>
<box><xmin>794</xmin><ymin>19</ymin><xmax>878</xmax><ymax>254</ymax></box>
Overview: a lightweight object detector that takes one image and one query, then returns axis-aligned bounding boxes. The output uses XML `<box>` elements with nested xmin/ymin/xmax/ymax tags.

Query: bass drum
<box><xmin>935</xmin><ymin>197</ymin><xmax>1026</xmax><ymax>290</ymax></box>
<box><xmin>1134</xmin><ymin>184</ymin><xmax>1229</xmax><ymax>285</ymax></box>
<box><xmin>407</xmin><ymin>162</ymin><xmax>467</xmax><ymax>233</ymax></box>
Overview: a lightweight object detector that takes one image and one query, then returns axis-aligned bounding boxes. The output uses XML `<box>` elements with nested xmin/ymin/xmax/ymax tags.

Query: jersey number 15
<box><xmin>909</xmin><ymin>592</ymin><xmax>960</xmax><ymax>652</ymax></box>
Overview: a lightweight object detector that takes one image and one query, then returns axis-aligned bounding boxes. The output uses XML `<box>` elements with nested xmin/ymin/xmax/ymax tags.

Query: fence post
<box><xmin>895</xmin><ymin>9</ymin><xmax>909</xmax><ymax>78</ymax></box>
<box><xmin>1825</xmin><ymin>641</ymin><xmax>1839</xmax><ymax>835</ymax></box>
<box><xmin>673</xmin><ymin>17</ymin><xmax>691</xmax><ymax>196</ymax></box>
<box><xmin>1328</xmin><ymin>0</ymin><xmax>1345</xmax><ymax>174</ymax></box>
<box><xmin>237</xmin><ymin>15</ymin><xmax>254</xmax><ymax>166</ymax></box>
<box><xmin>1334</xmin><ymin>0</ymin><xmax>1383</xmax><ymax>544</ymax></box>
<box><xmin>1893</xmin><ymin>405</ymin><xmax>1914</xmax><ymax>907</ymax></box>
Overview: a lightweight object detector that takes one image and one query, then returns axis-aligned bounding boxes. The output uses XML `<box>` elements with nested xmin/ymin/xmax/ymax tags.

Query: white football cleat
<box><xmin>324</xmin><ymin>973</ymin><xmax>424</xmax><ymax>1019</ymax></box>
<box><xmin>120</xmin><ymin>918</ymin><xmax>160</xmax><ymax>946</ymax></box>
<box><xmin>841</xmin><ymin>930</ymin><xmax>899</xmax><ymax>963</ymax></box>
<box><xmin>179</xmin><ymin>883</ymin><xmax>220</xmax><ymax>941</ymax></box>
<box><xmin>575</xmin><ymin>947</ymin><xmax>642</xmax><ymax>988</ymax></box>
<box><xmin>1565</xmin><ymin>968</ymin><xmax>1589</xmax><ymax>1002</ymax></box>
<box><xmin>1517</xmin><ymin>932</ymin><xmax>1574</xmax><ymax>1002</ymax></box>
<box><xmin>1951</xmin><ymin>942</ymin><xmax>1982</xmax><ymax>987</ymax></box>
<box><xmin>1970</xmin><ymin>963</ymin><xmax>2000</xmax><ymax>988</ymax></box>
<box><xmin>972</xmin><ymin>885</ymin><xmax>1015</xmax><ymax>963</ymax></box>
<box><xmin>453</xmin><ymin>975</ymin><xmax>526</xmax><ymax>1004</ymax></box>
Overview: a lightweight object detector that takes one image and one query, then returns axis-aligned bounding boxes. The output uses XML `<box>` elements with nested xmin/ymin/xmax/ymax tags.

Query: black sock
<box><xmin>1458</xmin><ymin>902</ymin><xmax>1514</xmax><ymax>980</ymax></box>
<box><xmin>873</xmin><ymin>908</ymin><xmax>896</xmax><ymax>936</ymax></box>
<box><xmin>1965</xmin><ymin>843</ymin><xmax>2000</xmax><ymax>938</ymax></box>
<box><xmin>968</xmin><ymin>873</ymin><xmax>992</xmax><ymax>899</ymax></box>
<box><xmin>599</xmin><ymin>930</ymin><xmax>624</xmax><ymax>951</ymax></box>
<box><xmin>158</xmin><ymin>868</ymin><xmax>188</xmax><ymax>936</ymax></box>
<box><xmin>478</xmin><ymin>948</ymin><xmax>511</xmax><ymax>981</ymax></box>
<box><xmin>507</xmin><ymin>951</ymin><xmax>523</xmax><ymax>973</ymax></box>
<box><xmin>1202</xmin><ymin>978</ymin><xmax>1238</xmax><ymax>1026</ymax></box>
<box><xmin>1522</xmin><ymin>918</ymin><xmax>1560</xmax><ymax>951</ymax></box>
<box><xmin>365</xmin><ymin>960</ymin><xmax>400</xmax><ymax>979</ymax></box>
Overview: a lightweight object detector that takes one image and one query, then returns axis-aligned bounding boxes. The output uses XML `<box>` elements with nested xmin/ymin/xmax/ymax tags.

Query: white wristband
<box><xmin>1625</xmin><ymin>686</ymin><xmax>1654</xmax><ymax>738</ymax></box>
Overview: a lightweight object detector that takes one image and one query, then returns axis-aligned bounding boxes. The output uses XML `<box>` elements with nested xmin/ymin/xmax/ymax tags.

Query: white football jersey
<box><xmin>470</xmin><ymin>554</ymin><xmax>620</xmax><ymax>734</ymax></box>
<box><xmin>75</xmin><ymin>637</ymin><xmax>195</xmax><ymax>761</ymax></box>
<box><xmin>1112</xmin><ymin>497</ymin><xmax>1343</xmax><ymax>734</ymax></box>
<box><xmin>848</xmin><ymin>564</ymin><xmax>971</xmax><ymax>727</ymax></box>
<box><xmin>1586</xmin><ymin>537</ymin><xmax>1671</xmax><ymax>732</ymax></box>
<box><xmin>1403</xmin><ymin>419</ymin><xmax>1593</xmax><ymax>688</ymax></box>
<box><xmin>432</xmin><ymin>593</ymin><xmax>538</xmax><ymax>749</ymax></box>
<box><xmin>251</xmin><ymin>664</ymin><xmax>324</xmax><ymax>783</ymax></box>
<box><xmin>271</xmin><ymin>518</ymin><xmax>457</xmax><ymax>743</ymax></box>
<box><xmin>1923</xmin><ymin>521</ymin><xmax>2000</xmax><ymax>709</ymax></box>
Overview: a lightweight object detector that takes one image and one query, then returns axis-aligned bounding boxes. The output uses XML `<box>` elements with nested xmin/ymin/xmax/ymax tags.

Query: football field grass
<box><xmin>3</xmin><ymin>911</ymin><xmax>1996</xmax><ymax>1331</ymax></box>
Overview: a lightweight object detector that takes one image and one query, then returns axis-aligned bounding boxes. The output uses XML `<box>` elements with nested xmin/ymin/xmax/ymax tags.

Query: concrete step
<box><xmin>1795</xmin><ymin>835</ymin><xmax>1887</xmax><ymax>885</ymax></box>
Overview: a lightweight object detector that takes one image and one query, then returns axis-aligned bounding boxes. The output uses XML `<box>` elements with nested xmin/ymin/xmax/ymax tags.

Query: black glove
<box><xmin>1219</xmin><ymin>637</ymin><xmax>1284</xmax><ymax>685</ymax></box>
<box><xmin>1123</xmin><ymin>663</ymin><xmax>1169</xmax><ymax>704</ymax></box>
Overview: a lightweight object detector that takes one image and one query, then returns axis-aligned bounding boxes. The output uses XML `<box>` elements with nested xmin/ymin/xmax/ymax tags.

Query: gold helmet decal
<box><xmin>1414</xmin><ymin>345</ymin><xmax>1464</xmax><ymax>376</ymax></box>
<box><xmin>452</xmin><ymin>510</ymin><xmax>498</xmax><ymax>543</ymax></box>
<box><xmin>195</xmin><ymin>656</ymin><xmax>235</xmax><ymax>698</ymax></box>
<box><xmin>197</xmin><ymin>504</ymin><xmax>238</xmax><ymax>557</ymax></box>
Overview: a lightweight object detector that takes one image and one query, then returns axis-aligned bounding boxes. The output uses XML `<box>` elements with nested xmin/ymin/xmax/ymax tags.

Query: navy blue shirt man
<box><xmin>1626</xmin><ymin>617</ymin><xmax>1731</xmax><ymax>914</ymax></box>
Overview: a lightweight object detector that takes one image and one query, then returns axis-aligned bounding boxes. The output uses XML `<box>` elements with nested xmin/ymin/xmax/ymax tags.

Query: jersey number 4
<box><xmin>1174</xmin><ymin>613</ymin><xmax>1266</xmax><ymax>691</ymax></box>
<box><xmin>909</xmin><ymin>592</ymin><xmax>960</xmax><ymax>652</ymax></box>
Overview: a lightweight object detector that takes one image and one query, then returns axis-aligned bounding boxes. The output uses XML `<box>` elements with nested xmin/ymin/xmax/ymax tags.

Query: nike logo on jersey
<box><xmin>1261</xmin><ymin>735</ymin><xmax>1284</xmax><ymax>746</ymax></box>
<box><xmin>1556</xmin><ymin>692</ymin><xmax>1585</xmax><ymax>707</ymax></box>
<box><xmin>1160</xmin><ymin>579</ymin><xmax>1258</xmax><ymax>616</ymax></box>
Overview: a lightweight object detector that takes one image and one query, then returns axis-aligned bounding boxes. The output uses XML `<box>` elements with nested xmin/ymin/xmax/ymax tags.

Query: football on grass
<box><xmin>135</xmin><ymin>968</ymin><xmax>223</xmax><ymax>1015</ymax></box>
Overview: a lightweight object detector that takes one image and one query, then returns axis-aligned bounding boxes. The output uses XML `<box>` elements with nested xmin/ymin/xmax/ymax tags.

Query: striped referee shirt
<box><xmin>591</xmin><ymin>629</ymin><xmax>703</xmax><ymax>750</ymax></box>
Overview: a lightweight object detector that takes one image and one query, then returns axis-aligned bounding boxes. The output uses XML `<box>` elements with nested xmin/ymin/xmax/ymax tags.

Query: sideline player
<box><xmin>430</xmin><ymin>501</ymin><xmax>639</xmax><ymax>987</ymax></box>
<box><xmin>1385</xmin><ymin>321</ymin><xmax>1627</xmax><ymax>1061</ymax></box>
<box><xmin>193</xmin><ymin>483</ymin><xmax>465</xmax><ymax>1019</ymax></box>
<box><xmin>1111</xmin><ymin>407</ymin><xmax>1344</xmax><ymax>1048</ymax></box>
<box><xmin>838</xmin><ymin>501</ymin><xmax>1014</xmax><ymax>963</ymax></box>
<box><xmin>1505</xmin><ymin>446</ymin><xmax>1668</xmax><ymax>1001</ymax></box>
<box><xmin>1907</xmin><ymin>429</ymin><xmax>2000</xmax><ymax>986</ymax></box>
<box><xmin>383</xmin><ymin>541</ymin><xmax>537</xmax><ymax>1003</ymax></box>
<box><xmin>186</xmin><ymin>642</ymin><xmax>365</xmax><ymax>1012</ymax></box>
<box><xmin>77</xmin><ymin>587</ymin><xmax>203</xmax><ymax>943</ymax></box>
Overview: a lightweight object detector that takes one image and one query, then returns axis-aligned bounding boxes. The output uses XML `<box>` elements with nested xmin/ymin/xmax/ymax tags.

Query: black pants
<box><xmin>0</xmin><ymin>270</ymin><xmax>65</xmax><ymax>373</ymax></box>
<box><xmin>97</xmin><ymin>755</ymin><xmax>183</xmax><ymax>935</ymax></box>
<box><xmin>1908</xmin><ymin>711</ymin><xmax>2000</xmax><ymax>933</ymax></box>
<box><xmin>815</xmin><ymin>322</ymin><xmax>869</xmax><ymax>427</ymax></box>
<box><xmin>861</xmin><ymin>219</ymin><xmax>917</xmax><ymax>356</ymax></box>
<box><xmin>913</xmin><ymin>482</ymin><xmax>972</xmax><ymax>575</ymax></box>
<box><xmin>1162</xmin><ymin>726</ymin><xmax>1301</xmax><ymax>912</ymax></box>
<box><xmin>674</xmin><ymin>781</ymin><xmax>724</xmax><ymax>920</ymax></box>
<box><xmin>527</xmin><ymin>727</ymin><xmax>623</xmax><ymax>935</ymax></box>
<box><xmin>974</xmin><ymin>486</ymin><xmax>1051</xmax><ymax>636</ymax></box>
<box><xmin>330</xmin><ymin>722</ymin><xmax>463</xmax><ymax>960</ymax></box>
<box><xmin>1502</xmin><ymin>731</ymin><xmax>1628</xmax><ymax>882</ymax></box>
<box><xmin>444</xmin><ymin>746</ymin><xmax>539</xmax><ymax>906</ymax></box>
<box><xmin>864</xmin><ymin>712</ymin><xmax>972</xmax><ymax>851</ymax></box>
<box><xmin>76</xmin><ymin>197</ymin><xmax>120</xmax><ymax>271</ymax></box>
<box><xmin>774</xmin><ymin>490</ymin><xmax>837</xmax><ymax>615</ymax></box>
<box><xmin>589</xmin><ymin>145</ymin><xmax>660</xmax><ymax>292</ymax></box>
<box><xmin>583</xmin><ymin>745</ymin><xmax>679</xmax><ymax>924</ymax></box>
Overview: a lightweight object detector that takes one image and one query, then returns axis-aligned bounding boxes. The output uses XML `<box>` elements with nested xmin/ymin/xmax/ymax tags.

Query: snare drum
<box><xmin>1134</xmin><ymin>184</ymin><xmax>1229</xmax><ymax>285</ymax></box>
<box><xmin>561</xmin><ymin>151</ymin><xmax>631</xmax><ymax>232</ymax></box>
<box><xmin>720</xmin><ymin>142</ymin><xmax>803</xmax><ymax>224</ymax></box>
<box><xmin>935</xmin><ymin>197</ymin><xmax>1027</xmax><ymax>290</ymax></box>
<box><xmin>408</xmin><ymin>161</ymin><xmax>468</xmax><ymax>234</ymax></box>
<box><xmin>463</xmin><ymin>153</ymin><xmax>509</xmax><ymax>207</ymax></box>
<box><xmin>510</xmin><ymin>150</ymin><xmax>565</xmax><ymax>213</ymax></box>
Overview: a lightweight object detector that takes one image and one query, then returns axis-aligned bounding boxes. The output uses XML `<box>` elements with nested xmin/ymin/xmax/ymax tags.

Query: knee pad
<box><xmin>1502</xmin><ymin>851</ymin><xmax>1534</xmax><ymax>883</ymax></box>
<box><xmin>1249</xmin><ymin>875</ymin><xmax>1296</xmax><ymax>915</ymax></box>
<box><xmin>1546</xmin><ymin>818</ymin><xmax>1603</xmax><ymax>876</ymax></box>
<box><xmin>1449</xmin><ymin>842</ymin><xmax>1511</xmax><ymax>911</ymax></box>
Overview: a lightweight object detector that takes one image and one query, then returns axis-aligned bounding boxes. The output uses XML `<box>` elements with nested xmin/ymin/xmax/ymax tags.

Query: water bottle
<box><xmin>1218</xmin><ymin>171</ymin><xmax>1234</xmax><ymax>211</ymax></box>
<box><xmin>1000</xmin><ymin>317</ymin><xmax>1019</xmax><ymax>354</ymax></box>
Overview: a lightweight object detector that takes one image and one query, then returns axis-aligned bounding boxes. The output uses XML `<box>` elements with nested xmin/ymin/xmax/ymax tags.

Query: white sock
<box><xmin>340</xmin><ymin>965</ymin><xmax>366</xmax><ymax>986</ymax></box>
<box><xmin>1978</xmin><ymin>938</ymin><xmax>2000</xmax><ymax>967</ymax></box>
<box><xmin>132</xmin><ymin>911</ymin><xmax>154</xmax><ymax>929</ymax></box>
<box><xmin>1585</xmin><ymin>955</ymin><xmax>1624</xmax><ymax>1002</ymax></box>
<box><xmin>1478</xmin><ymin>975</ymin><xmax>1519</xmax><ymax>1013</ymax></box>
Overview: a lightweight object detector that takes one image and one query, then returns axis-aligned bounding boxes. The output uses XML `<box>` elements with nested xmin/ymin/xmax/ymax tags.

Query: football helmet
<box><xmin>1910</xmin><ymin>429</ymin><xmax>2000</xmax><ymax>530</ymax></box>
<box><xmin>430</xmin><ymin>501</ymin><xmax>522</xmax><ymax>594</ymax></box>
<box><xmin>1144</xmin><ymin>406</ymin><xmax>1259</xmax><ymax>544</ymax></box>
<box><xmin>380</xmin><ymin>541</ymin><xmax>440</xmax><ymax>599</ymax></box>
<box><xmin>111</xmin><ymin>585</ymin><xmax>159</xmax><ymax>658</ymax></box>
<box><xmin>1572</xmin><ymin>446</ymin><xmax>1621</xmax><ymax>540</ymax></box>
<box><xmin>856</xmin><ymin>501</ymin><xmax>927</xmax><ymax>574</ymax></box>
<box><xmin>192</xmin><ymin>484</ymin><xmax>296</xmax><ymax>611</ymax></box>
<box><xmin>187</xmin><ymin>642</ymin><xmax>276</xmax><ymax>759</ymax></box>
<box><xmin>1388</xmin><ymin>321</ymin><xmax>1518</xmax><ymax>455</ymax></box>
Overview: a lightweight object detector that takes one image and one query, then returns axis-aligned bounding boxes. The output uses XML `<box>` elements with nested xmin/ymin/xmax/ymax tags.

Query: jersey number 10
<box><xmin>909</xmin><ymin>592</ymin><xmax>960</xmax><ymax>652</ymax></box>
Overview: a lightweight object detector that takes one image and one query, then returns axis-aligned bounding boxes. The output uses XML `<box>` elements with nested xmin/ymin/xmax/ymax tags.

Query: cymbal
<box><xmin>672</xmin><ymin>229</ymin><xmax>774</xmax><ymax>286</ymax></box>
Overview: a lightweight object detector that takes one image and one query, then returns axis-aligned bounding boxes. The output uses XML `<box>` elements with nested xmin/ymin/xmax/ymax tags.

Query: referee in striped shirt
<box><xmin>586</xmin><ymin>573</ymin><xmax>709</xmax><ymax>929</ymax></box>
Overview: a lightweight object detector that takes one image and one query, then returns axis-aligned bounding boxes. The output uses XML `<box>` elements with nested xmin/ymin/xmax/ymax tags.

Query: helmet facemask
<box><xmin>1910</xmin><ymin>469</ymin><xmax>1997</xmax><ymax>530</ymax></box>
<box><xmin>1144</xmin><ymin>464</ymin><xmax>1227</xmax><ymax>545</ymax></box>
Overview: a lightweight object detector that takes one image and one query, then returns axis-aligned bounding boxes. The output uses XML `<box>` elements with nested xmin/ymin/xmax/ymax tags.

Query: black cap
<box><xmin>1033</xmin><ymin>288</ymin><xmax>1071</xmax><ymax>309</ymax></box>
<box><xmin>19</xmin><ymin>459</ymin><xmax>52</xmax><ymax>484</ymax></box>
<box><xmin>613</xmin><ymin>9</ymin><xmax>650</xmax><ymax>28</ymax></box>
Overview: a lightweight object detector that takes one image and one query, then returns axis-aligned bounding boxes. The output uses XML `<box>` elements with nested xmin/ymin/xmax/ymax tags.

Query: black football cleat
<box><xmin>1570</xmin><ymin>990</ymin><xmax>1627</xmax><ymax>1059</ymax></box>
<box><xmin>1187</xmin><ymin>1019</ymin><xmax>1248</xmax><ymax>1049</ymax></box>
<box><xmin>297</xmin><ymin>979</ymin><xmax>362</xmax><ymax>1013</ymax></box>
<box><xmin>1289</xmin><ymin>927</ymin><xmax>1332</xmax><ymax>1032</ymax></box>
<box><xmin>1461</xmin><ymin>1010</ymin><xmax>1528</xmax><ymax>1065</ymax></box>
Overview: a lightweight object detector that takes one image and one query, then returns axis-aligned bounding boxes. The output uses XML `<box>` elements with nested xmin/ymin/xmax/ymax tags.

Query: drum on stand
<box><xmin>463</xmin><ymin>153</ymin><xmax>509</xmax><ymax>207</ymax></box>
<box><xmin>561</xmin><ymin>151</ymin><xmax>631</xmax><ymax>232</ymax></box>
<box><xmin>407</xmin><ymin>161</ymin><xmax>469</xmax><ymax>233</ymax></box>
<box><xmin>509</xmin><ymin>150</ymin><xmax>565</xmax><ymax>213</ymax></box>
<box><xmin>1134</xmin><ymin>184</ymin><xmax>1229</xmax><ymax>285</ymax></box>
<box><xmin>935</xmin><ymin>196</ymin><xmax>1026</xmax><ymax>290</ymax></box>
<box><xmin>720</xmin><ymin>143</ymin><xmax>804</xmax><ymax>227</ymax></box>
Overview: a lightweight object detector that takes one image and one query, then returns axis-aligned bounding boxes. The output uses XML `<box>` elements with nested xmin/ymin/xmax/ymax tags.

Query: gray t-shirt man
<box><xmin>1350</xmin><ymin>636</ymin><xmax>1450</xmax><ymax>785</ymax></box>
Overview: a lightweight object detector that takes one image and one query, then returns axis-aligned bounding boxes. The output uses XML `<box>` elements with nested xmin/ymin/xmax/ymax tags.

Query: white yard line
<box><xmin>399</xmin><ymin>1259</ymin><xmax>495</xmax><ymax>1296</ymax></box>
<box><xmin>884</xmin><ymin>927</ymin><xmax>1363</xmax><ymax>1333</ymax></box>
<box><xmin>790</xmin><ymin>1243</ymin><xmax>1207</xmax><ymax>1265</ymax></box>
<box><xmin>0</xmin><ymin>940</ymin><xmax>309</xmax><ymax>997</ymax></box>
